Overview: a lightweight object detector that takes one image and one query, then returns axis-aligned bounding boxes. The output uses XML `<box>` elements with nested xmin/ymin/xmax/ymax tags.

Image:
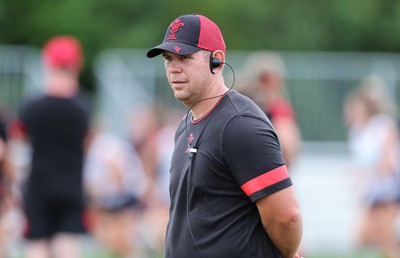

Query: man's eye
<box><xmin>163</xmin><ymin>55</ymin><xmax>172</xmax><ymax>61</ymax></box>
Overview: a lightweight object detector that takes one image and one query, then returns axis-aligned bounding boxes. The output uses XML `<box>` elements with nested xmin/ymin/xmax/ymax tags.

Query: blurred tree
<box><xmin>1</xmin><ymin>0</ymin><xmax>400</xmax><ymax>92</ymax></box>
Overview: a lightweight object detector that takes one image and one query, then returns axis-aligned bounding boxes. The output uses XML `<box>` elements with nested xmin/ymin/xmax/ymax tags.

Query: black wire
<box><xmin>184</xmin><ymin>62</ymin><xmax>236</xmax><ymax>141</ymax></box>
<box><xmin>184</xmin><ymin>61</ymin><xmax>235</xmax><ymax>257</ymax></box>
<box><xmin>186</xmin><ymin>187</ymin><xmax>204</xmax><ymax>256</ymax></box>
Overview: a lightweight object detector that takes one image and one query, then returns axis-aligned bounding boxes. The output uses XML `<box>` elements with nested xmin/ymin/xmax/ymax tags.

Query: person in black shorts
<box><xmin>18</xmin><ymin>35</ymin><xmax>90</xmax><ymax>258</ymax></box>
<box><xmin>146</xmin><ymin>14</ymin><xmax>303</xmax><ymax>258</ymax></box>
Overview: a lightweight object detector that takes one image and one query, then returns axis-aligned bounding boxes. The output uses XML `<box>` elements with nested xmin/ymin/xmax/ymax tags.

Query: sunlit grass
<box><xmin>10</xmin><ymin>236</ymin><xmax>383</xmax><ymax>258</ymax></box>
<box><xmin>308</xmin><ymin>250</ymin><xmax>383</xmax><ymax>258</ymax></box>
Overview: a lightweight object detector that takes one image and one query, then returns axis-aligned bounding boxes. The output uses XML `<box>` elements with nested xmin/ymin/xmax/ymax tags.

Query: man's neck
<box><xmin>45</xmin><ymin>70</ymin><xmax>78</xmax><ymax>98</ymax></box>
<box><xmin>190</xmin><ymin>83</ymin><xmax>229</xmax><ymax>120</ymax></box>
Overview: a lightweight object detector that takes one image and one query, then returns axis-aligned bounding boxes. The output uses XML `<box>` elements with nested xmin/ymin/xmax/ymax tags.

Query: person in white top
<box><xmin>84</xmin><ymin>130</ymin><xmax>148</xmax><ymax>258</ymax></box>
<box><xmin>343</xmin><ymin>75</ymin><xmax>400</xmax><ymax>258</ymax></box>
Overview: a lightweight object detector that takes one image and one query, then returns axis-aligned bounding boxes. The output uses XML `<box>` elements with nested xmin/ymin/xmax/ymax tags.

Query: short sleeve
<box><xmin>222</xmin><ymin>114</ymin><xmax>292</xmax><ymax>202</ymax></box>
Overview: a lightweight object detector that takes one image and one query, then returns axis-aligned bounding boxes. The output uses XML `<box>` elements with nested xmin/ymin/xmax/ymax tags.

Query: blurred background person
<box><xmin>0</xmin><ymin>107</ymin><xmax>14</xmax><ymax>258</ymax></box>
<box><xmin>343</xmin><ymin>74</ymin><xmax>400</xmax><ymax>258</ymax></box>
<box><xmin>128</xmin><ymin>104</ymin><xmax>177</xmax><ymax>256</ymax></box>
<box><xmin>2</xmin><ymin>107</ymin><xmax>30</xmax><ymax>258</ymax></box>
<box><xmin>16</xmin><ymin>35</ymin><xmax>90</xmax><ymax>258</ymax></box>
<box><xmin>129</xmin><ymin>106</ymin><xmax>160</xmax><ymax>194</ymax></box>
<box><xmin>240</xmin><ymin>52</ymin><xmax>301</xmax><ymax>169</ymax></box>
<box><xmin>83</xmin><ymin>127</ymin><xmax>148</xmax><ymax>258</ymax></box>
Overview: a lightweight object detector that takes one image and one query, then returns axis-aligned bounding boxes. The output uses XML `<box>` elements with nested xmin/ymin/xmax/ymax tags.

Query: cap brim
<box><xmin>146</xmin><ymin>42</ymin><xmax>201</xmax><ymax>58</ymax></box>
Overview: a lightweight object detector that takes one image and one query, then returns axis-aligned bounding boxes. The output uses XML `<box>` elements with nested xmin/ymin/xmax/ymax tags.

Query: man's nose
<box><xmin>168</xmin><ymin>60</ymin><xmax>182</xmax><ymax>73</ymax></box>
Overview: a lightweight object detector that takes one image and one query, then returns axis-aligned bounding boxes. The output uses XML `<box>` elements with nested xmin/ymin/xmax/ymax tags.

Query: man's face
<box><xmin>162</xmin><ymin>50</ymin><xmax>212</xmax><ymax>106</ymax></box>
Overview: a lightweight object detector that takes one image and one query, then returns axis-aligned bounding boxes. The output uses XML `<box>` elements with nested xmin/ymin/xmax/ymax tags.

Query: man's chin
<box><xmin>174</xmin><ymin>93</ymin><xmax>188</xmax><ymax>102</ymax></box>
<box><xmin>175</xmin><ymin>94</ymin><xmax>192</xmax><ymax>106</ymax></box>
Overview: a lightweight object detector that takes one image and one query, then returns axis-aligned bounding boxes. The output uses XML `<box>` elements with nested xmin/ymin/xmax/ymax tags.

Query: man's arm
<box><xmin>256</xmin><ymin>186</ymin><xmax>303</xmax><ymax>258</ymax></box>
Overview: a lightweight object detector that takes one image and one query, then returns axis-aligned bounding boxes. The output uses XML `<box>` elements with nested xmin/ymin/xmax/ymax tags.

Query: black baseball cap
<box><xmin>147</xmin><ymin>14</ymin><xmax>226</xmax><ymax>58</ymax></box>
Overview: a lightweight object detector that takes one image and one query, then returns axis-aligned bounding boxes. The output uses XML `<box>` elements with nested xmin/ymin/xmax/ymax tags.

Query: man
<box><xmin>18</xmin><ymin>35</ymin><xmax>90</xmax><ymax>258</ymax></box>
<box><xmin>147</xmin><ymin>14</ymin><xmax>303</xmax><ymax>258</ymax></box>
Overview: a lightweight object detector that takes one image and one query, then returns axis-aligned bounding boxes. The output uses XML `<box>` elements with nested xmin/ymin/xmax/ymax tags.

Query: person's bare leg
<box><xmin>0</xmin><ymin>214</ymin><xmax>5</xmax><ymax>258</ymax></box>
<box><xmin>357</xmin><ymin>208</ymin><xmax>376</xmax><ymax>248</ymax></box>
<box><xmin>375</xmin><ymin>203</ymin><xmax>400</xmax><ymax>258</ymax></box>
<box><xmin>103</xmin><ymin>210</ymin><xmax>136</xmax><ymax>257</ymax></box>
<box><xmin>51</xmin><ymin>233</ymin><xmax>81</xmax><ymax>258</ymax></box>
<box><xmin>25</xmin><ymin>240</ymin><xmax>50</xmax><ymax>258</ymax></box>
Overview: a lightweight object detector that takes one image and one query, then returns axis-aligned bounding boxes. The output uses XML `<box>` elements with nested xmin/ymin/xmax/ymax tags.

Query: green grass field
<box><xmin>80</xmin><ymin>249</ymin><xmax>383</xmax><ymax>258</ymax></box>
<box><xmin>11</xmin><ymin>247</ymin><xmax>383</xmax><ymax>258</ymax></box>
<box><xmin>13</xmin><ymin>250</ymin><xmax>383</xmax><ymax>258</ymax></box>
<box><xmin>10</xmin><ymin>237</ymin><xmax>384</xmax><ymax>258</ymax></box>
<box><xmin>306</xmin><ymin>250</ymin><xmax>383</xmax><ymax>258</ymax></box>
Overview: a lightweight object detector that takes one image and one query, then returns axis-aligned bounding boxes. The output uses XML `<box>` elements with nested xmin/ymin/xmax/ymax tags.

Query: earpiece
<box><xmin>209</xmin><ymin>53</ymin><xmax>222</xmax><ymax>74</ymax></box>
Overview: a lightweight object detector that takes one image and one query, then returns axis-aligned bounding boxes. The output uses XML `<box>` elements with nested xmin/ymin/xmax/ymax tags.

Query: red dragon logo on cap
<box><xmin>167</xmin><ymin>19</ymin><xmax>185</xmax><ymax>40</ymax></box>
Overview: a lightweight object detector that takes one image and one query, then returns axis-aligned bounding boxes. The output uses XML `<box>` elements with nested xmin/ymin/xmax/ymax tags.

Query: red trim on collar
<box><xmin>191</xmin><ymin>94</ymin><xmax>227</xmax><ymax>124</ymax></box>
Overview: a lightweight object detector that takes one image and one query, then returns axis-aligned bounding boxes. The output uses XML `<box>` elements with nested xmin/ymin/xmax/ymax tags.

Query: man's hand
<box><xmin>294</xmin><ymin>253</ymin><xmax>303</xmax><ymax>258</ymax></box>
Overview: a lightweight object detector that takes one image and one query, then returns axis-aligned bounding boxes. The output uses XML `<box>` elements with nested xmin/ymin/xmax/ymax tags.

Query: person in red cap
<box><xmin>147</xmin><ymin>14</ymin><xmax>303</xmax><ymax>258</ymax></box>
<box><xmin>17</xmin><ymin>35</ymin><xmax>90</xmax><ymax>258</ymax></box>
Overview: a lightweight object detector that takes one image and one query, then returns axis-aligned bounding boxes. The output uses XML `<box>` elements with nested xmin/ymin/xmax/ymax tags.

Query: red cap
<box><xmin>42</xmin><ymin>35</ymin><xmax>83</xmax><ymax>71</ymax></box>
<box><xmin>147</xmin><ymin>14</ymin><xmax>226</xmax><ymax>58</ymax></box>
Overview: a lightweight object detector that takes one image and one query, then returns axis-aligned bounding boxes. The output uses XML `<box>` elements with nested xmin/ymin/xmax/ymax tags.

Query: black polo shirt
<box><xmin>165</xmin><ymin>91</ymin><xmax>292</xmax><ymax>258</ymax></box>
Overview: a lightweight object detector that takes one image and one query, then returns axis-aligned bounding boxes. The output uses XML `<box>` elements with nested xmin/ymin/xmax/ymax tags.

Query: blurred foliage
<box><xmin>1</xmin><ymin>0</ymin><xmax>400</xmax><ymax>91</ymax></box>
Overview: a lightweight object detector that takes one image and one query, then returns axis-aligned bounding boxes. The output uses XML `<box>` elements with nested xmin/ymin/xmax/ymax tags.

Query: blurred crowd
<box><xmin>0</xmin><ymin>36</ymin><xmax>175</xmax><ymax>258</ymax></box>
<box><xmin>0</xmin><ymin>35</ymin><xmax>400</xmax><ymax>258</ymax></box>
<box><xmin>0</xmin><ymin>103</ymin><xmax>175</xmax><ymax>258</ymax></box>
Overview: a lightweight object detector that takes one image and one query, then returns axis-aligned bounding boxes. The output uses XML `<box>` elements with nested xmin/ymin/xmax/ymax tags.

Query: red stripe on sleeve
<box><xmin>241</xmin><ymin>165</ymin><xmax>289</xmax><ymax>197</ymax></box>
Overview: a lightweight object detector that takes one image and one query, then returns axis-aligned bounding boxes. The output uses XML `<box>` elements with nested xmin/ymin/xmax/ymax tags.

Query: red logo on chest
<box><xmin>185</xmin><ymin>132</ymin><xmax>194</xmax><ymax>153</ymax></box>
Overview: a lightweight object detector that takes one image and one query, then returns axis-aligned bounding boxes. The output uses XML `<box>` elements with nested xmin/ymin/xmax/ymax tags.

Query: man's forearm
<box><xmin>266</xmin><ymin>212</ymin><xmax>303</xmax><ymax>258</ymax></box>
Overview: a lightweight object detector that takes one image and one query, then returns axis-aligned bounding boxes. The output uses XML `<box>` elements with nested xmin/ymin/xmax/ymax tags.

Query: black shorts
<box><xmin>93</xmin><ymin>195</ymin><xmax>141</xmax><ymax>212</ymax></box>
<box><xmin>24</xmin><ymin>190</ymin><xmax>86</xmax><ymax>240</ymax></box>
